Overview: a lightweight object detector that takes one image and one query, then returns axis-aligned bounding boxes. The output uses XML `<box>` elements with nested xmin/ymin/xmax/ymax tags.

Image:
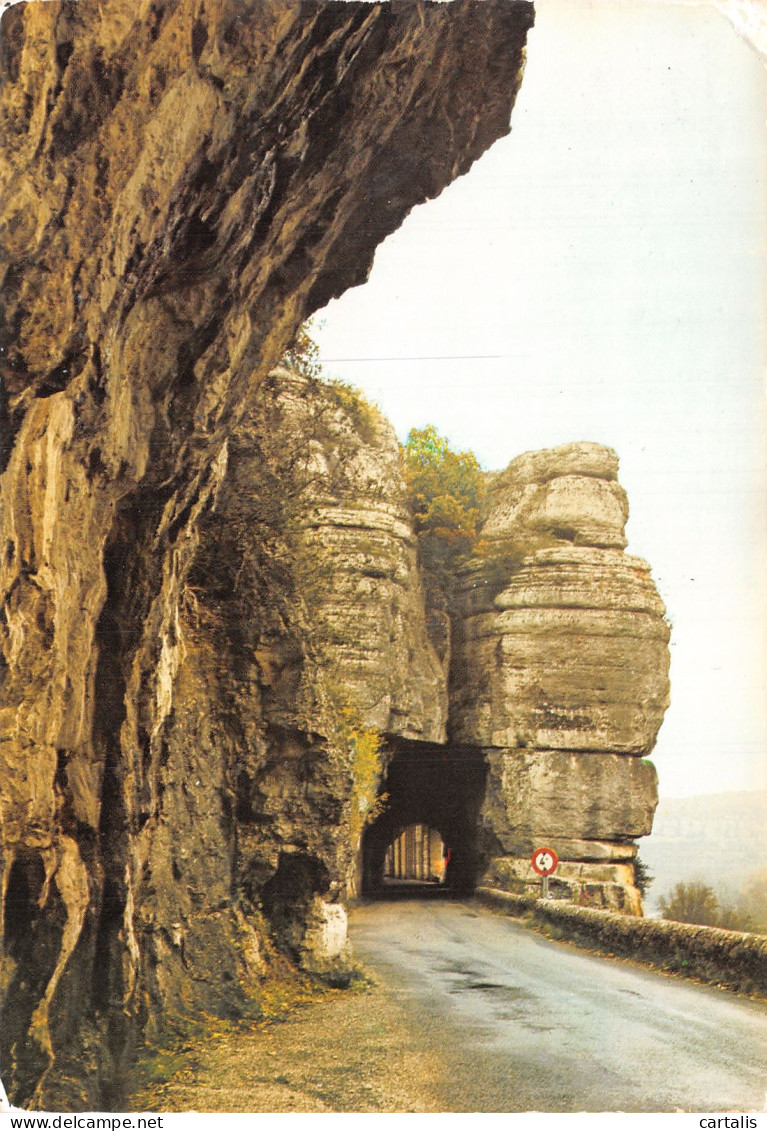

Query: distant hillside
<box><xmin>639</xmin><ymin>791</ymin><xmax>767</xmax><ymax>912</ymax></box>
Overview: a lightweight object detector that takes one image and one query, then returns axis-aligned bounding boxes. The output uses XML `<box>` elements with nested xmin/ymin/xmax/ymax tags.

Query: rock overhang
<box><xmin>0</xmin><ymin>0</ymin><xmax>537</xmax><ymax>1106</ymax></box>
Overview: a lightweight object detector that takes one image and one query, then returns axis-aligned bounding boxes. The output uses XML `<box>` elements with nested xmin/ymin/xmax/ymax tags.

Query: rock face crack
<box><xmin>0</xmin><ymin>0</ymin><xmax>534</xmax><ymax>1108</ymax></box>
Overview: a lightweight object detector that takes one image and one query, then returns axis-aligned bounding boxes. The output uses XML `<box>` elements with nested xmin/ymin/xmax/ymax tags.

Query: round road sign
<box><xmin>531</xmin><ymin>847</ymin><xmax>559</xmax><ymax>876</ymax></box>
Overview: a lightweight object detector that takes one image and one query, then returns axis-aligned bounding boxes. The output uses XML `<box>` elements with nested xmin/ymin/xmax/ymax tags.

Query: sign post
<box><xmin>531</xmin><ymin>846</ymin><xmax>559</xmax><ymax>899</ymax></box>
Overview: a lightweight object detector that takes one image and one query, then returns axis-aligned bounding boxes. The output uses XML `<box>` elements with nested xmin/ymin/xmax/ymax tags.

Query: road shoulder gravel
<box><xmin>128</xmin><ymin>975</ymin><xmax>445</xmax><ymax>1113</ymax></box>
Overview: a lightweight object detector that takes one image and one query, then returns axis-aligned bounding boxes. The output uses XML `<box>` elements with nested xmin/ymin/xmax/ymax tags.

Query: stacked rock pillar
<box><xmin>450</xmin><ymin>444</ymin><xmax>671</xmax><ymax>914</ymax></box>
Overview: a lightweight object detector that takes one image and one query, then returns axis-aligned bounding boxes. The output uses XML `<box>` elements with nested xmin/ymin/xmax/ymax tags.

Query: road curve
<box><xmin>348</xmin><ymin>897</ymin><xmax>767</xmax><ymax>1113</ymax></box>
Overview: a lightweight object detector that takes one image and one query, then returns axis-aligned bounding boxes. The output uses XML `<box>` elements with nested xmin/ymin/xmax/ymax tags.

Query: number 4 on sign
<box><xmin>531</xmin><ymin>846</ymin><xmax>559</xmax><ymax>899</ymax></box>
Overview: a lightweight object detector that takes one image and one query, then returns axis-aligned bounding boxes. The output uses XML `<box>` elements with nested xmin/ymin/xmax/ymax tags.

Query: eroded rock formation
<box><xmin>0</xmin><ymin>0</ymin><xmax>534</xmax><ymax>1108</ymax></box>
<box><xmin>451</xmin><ymin>443</ymin><xmax>671</xmax><ymax>913</ymax></box>
<box><xmin>184</xmin><ymin>365</ymin><xmax>447</xmax><ymax>910</ymax></box>
<box><xmin>224</xmin><ymin>367</ymin><xmax>447</xmax><ymax>743</ymax></box>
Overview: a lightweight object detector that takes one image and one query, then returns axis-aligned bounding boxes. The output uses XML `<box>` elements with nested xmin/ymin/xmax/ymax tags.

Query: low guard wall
<box><xmin>476</xmin><ymin>886</ymin><xmax>767</xmax><ymax>996</ymax></box>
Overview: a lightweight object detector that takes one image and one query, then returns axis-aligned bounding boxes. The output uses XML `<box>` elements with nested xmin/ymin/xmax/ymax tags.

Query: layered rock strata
<box><xmin>234</xmin><ymin>368</ymin><xmax>447</xmax><ymax>743</ymax></box>
<box><xmin>0</xmin><ymin>0</ymin><xmax>533</xmax><ymax>1108</ymax></box>
<box><xmin>451</xmin><ymin>443</ymin><xmax>670</xmax><ymax>913</ymax></box>
<box><xmin>185</xmin><ymin>367</ymin><xmax>447</xmax><ymax>913</ymax></box>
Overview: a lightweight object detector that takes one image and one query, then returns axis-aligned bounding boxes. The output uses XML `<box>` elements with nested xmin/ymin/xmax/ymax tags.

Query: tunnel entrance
<box><xmin>362</xmin><ymin>738</ymin><xmax>487</xmax><ymax>896</ymax></box>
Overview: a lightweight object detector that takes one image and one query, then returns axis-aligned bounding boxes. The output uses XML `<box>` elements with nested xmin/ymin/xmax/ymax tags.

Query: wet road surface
<box><xmin>349</xmin><ymin>897</ymin><xmax>767</xmax><ymax>1112</ymax></box>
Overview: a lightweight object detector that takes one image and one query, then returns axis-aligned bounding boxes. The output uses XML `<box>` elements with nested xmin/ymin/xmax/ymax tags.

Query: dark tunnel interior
<box><xmin>361</xmin><ymin>738</ymin><xmax>488</xmax><ymax>896</ymax></box>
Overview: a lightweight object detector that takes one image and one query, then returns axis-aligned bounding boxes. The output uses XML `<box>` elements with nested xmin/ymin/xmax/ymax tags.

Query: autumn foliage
<box><xmin>401</xmin><ymin>424</ymin><xmax>486</xmax><ymax>585</ymax></box>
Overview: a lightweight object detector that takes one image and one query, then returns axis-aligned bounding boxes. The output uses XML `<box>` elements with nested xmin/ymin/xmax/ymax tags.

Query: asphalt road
<box><xmin>348</xmin><ymin>896</ymin><xmax>767</xmax><ymax>1113</ymax></box>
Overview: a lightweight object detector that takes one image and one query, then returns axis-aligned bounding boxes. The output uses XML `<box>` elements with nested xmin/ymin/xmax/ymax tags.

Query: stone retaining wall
<box><xmin>477</xmin><ymin>887</ymin><xmax>767</xmax><ymax>996</ymax></box>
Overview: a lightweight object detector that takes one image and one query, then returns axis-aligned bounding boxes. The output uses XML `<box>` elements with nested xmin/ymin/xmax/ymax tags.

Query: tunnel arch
<box><xmin>383</xmin><ymin>822</ymin><xmax>447</xmax><ymax>885</ymax></box>
<box><xmin>362</xmin><ymin>738</ymin><xmax>488</xmax><ymax>895</ymax></box>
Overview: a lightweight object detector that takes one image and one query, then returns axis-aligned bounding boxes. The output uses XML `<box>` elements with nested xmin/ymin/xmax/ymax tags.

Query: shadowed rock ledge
<box><xmin>0</xmin><ymin>0</ymin><xmax>534</xmax><ymax>1108</ymax></box>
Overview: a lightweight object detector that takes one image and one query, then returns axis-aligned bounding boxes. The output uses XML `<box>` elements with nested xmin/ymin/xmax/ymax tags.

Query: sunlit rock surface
<box><xmin>451</xmin><ymin>443</ymin><xmax>670</xmax><ymax>912</ymax></box>
<box><xmin>0</xmin><ymin>0</ymin><xmax>533</xmax><ymax>1107</ymax></box>
<box><xmin>225</xmin><ymin>367</ymin><xmax>447</xmax><ymax>741</ymax></box>
<box><xmin>0</xmin><ymin>0</ymin><xmax>674</xmax><ymax>1109</ymax></box>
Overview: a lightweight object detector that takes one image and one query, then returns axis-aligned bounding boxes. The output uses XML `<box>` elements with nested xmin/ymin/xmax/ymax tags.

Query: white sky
<box><xmin>314</xmin><ymin>0</ymin><xmax>767</xmax><ymax>800</ymax></box>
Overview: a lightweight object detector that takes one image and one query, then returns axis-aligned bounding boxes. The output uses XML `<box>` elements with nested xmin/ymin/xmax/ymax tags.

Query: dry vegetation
<box><xmin>128</xmin><ymin>971</ymin><xmax>444</xmax><ymax>1114</ymax></box>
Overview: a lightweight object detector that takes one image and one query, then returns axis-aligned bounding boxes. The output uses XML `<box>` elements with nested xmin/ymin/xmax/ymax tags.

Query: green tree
<box><xmin>633</xmin><ymin>854</ymin><xmax>653</xmax><ymax>898</ymax></box>
<box><xmin>402</xmin><ymin>424</ymin><xmax>486</xmax><ymax>585</ymax></box>
<box><xmin>659</xmin><ymin>881</ymin><xmax>721</xmax><ymax>927</ymax></box>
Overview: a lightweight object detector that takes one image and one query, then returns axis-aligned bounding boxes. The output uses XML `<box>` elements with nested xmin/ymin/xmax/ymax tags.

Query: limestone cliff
<box><xmin>0</xmin><ymin>0</ymin><xmax>534</xmax><ymax>1108</ymax></box>
<box><xmin>183</xmin><ymin>366</ymin><xmax>447</xmax><ymax>910</ymax></box>
<box><xmin>451</xmin><ymin>443</ymin><xmax>671</xmax><ymax>913</ymax></box>
<box><xmin>210</xmin><ymin>367</ymin><xmax>447</xmax><ymax>744</ymax></box>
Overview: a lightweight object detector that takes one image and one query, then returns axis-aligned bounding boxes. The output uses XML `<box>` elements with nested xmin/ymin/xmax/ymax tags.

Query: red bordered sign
<box><xmin>531</xmin><ymin>847</ymin><xmax>559</xmax><ymax>877</ymax></box>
